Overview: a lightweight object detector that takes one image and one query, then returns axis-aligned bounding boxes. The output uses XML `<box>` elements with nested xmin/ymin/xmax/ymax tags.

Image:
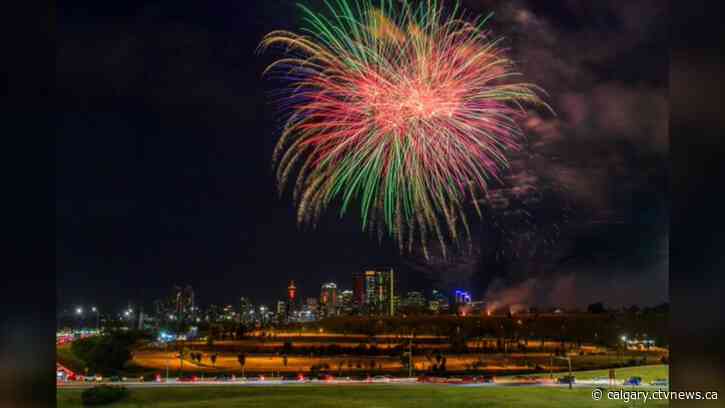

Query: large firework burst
<box><xmin>260</xmin><ymin>0</ymin><xmax>550</xmax><ymax>257</ymax></box>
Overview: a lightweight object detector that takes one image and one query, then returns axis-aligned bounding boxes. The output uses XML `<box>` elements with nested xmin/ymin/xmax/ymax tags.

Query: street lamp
<box><xmin>165</xmin><ymin>341</ymin><xmax>170</xmax><ymax>383</ymax></box>
<box><xmin>554</xmin><ymin>356</ymin><xmax>573</xmax><ymax>389</ymax></box>
<box><xmin>91</xmin><ymin>307</ymin><xmax>99</xmax><ymax>331</ymax></box>
<box><xmin>75</xmin><ymin>307</ymin><xmax>84</xmax><ymax>331</ymax></box>
<box><xmin>408</xmin><ymin>329</ymin><xmax>415</xmax><ymax>378</ymax></box>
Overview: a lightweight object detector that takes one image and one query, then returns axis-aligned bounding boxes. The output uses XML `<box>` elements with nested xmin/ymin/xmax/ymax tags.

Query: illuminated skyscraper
<box><xmin>306</xmin><ymin>297</ymin><xmax>318</xmax><ymax>312</ymax></box>
<box><xmin>339</xmin><ymin>289</ymin><xmax>354</xmax><ymax>315</ymax></box>
<box><xmin>431</xmin><ymin>289</ymin><xmax>450</xmax><ymax>312</ymax></box>
<box><xmin>276</xmin><ymin>300</ymin><xmax>287</xmax><ymax>322</ymax></box>
<box><xmin>352</xmin><ymin>272</ymin><xmax>365</xmax><ymax>309</ymax></box>
<box><xmin>155</xmin><ymin>285</ymin><xmax>195</xmax><ymax>323</ymax></box>
<box><xmin>320</xmin><ymin>282</ymin><xmax>337</xmax><ymax>317</ymax></box>
<box><xmin>402</xmin><ymin>291</ymin><xmax>427</xmax><ymax>309</ymax></box>
<box><xmin>363</xmin><ymin>268</ymin><xmax>395</xmax><ymax>316</ymax></box>
<box><xmin>240</xmin><ymin>297</ymin><xmax>254</xmax><ymax>324</ymax></box>
<box><xmin>288</xmin><ymin>280</ymin><xmax>297</xmax><ymax>303</ymax></box>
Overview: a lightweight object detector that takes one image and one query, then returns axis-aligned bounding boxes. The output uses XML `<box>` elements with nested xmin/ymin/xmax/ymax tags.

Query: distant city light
<box><xmin>76</xmin><ymin>307</ymin><xmax>83</xmax><ymax>315</ymax></box>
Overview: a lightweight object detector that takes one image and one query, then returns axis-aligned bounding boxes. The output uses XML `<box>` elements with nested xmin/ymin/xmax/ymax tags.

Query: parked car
<box><xmin>651</xmin><ymin>378</ymin><xmax>669</xmax><ymax>387</ymax></box>
<box><xmin>215</xmin><ymin>374</ymin><xmax>234</xmax><ymax>382</ymax></box>
<box><xmin>107</xmin><ymin>376</ymin><xmax>123</xmax><ymax>383</ymax></box>
<box><xmin>140</xmin><ymin>373</ymin><xmax>160</xmax><ymax>382</ymax></box>
<box><xmin>624</xmin><ymin>376</ymin><xmax>642</xmax><ymax>386</ymax></box>
<box><xmin>372</xmin><ymin>375</ymin><xmax>392</xmax><ymax>383</ymax></box>
<box><xmin>557</xmin><ymin>375</ymin><xmax>576</xmax><ymax>385</ymax></box>
<box><xmin>178</xmin><ymin>375</ymin><xmax>198</xmax><ymax>382</ymax></box>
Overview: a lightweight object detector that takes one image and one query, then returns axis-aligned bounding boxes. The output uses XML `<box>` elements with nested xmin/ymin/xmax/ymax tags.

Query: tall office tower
<box><xmin>339</xmin><ymin>289</ymin><xmax>354</xmax><ymax>315</ymax></box>
<box><xmin>352</xmin><ymin>272</ymin><xmax>365</xmax><ymax>309</ymax></box>
<box><xmin>239</xmin><ymin>297</ymin><xmax>254</xmax><ymax>324</ymax></box>
<box><xmin>364</xmin><ymin>271</ymin><xmax>377</xmax><ymax>307</ymax></box>
<box><xmin>363</xmin><ymin>268</ymin><xmax>396</xmax><ymax>316</ymax></box>
<box><xmin>402</xmin><ymin>291</ymin><xmax>427</xmax><ymax>309</ymax></box>
<box><xmin>287</xmin><ymin>280</ymin><xmax>298</xmax><ymax>314</ymax></box>
<box><xmin>320</xmin><ymin>282</ymin><xmax>338</xmax><ymax>317</ymax></box>
<box><xmin>276</xmin><ymin>300</ymin><xmax>287</xmax><ymax>323</ymax></box>
<box><xmin>155</xmin><ymin>285</ymin><xmax>195</xmax><ymax>323</ymax></box>
<box><xmin>431</xmin><ymin>289</ymin><xmax>450</xmax><ymax>312</ymax></box>
<box><xmin>288</xmin><ymin>280</ymin><xmax>297</xmax><ymax>303</ymax></box>
<box><xmin>173</xmin><ymin>285</ymin><xmax>195</xmax><ymax>320</ymax></box>
<box><xmin>306</xmin><ymin>297</ymin><xmax>318</xmax><ymax>312</ymax></box>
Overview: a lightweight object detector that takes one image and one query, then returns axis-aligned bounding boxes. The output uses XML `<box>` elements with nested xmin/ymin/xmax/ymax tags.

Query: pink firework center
<box><xmin>261</xmin><ymin>0</ymin><xmax>550</xmax><ymax>256</ymax></box>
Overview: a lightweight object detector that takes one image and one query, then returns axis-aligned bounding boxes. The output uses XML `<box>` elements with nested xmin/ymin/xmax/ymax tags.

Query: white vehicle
<box><xmin>651</xmin><ymin>379</ymin><xmax>669</xmax><ymax>387</ymax></box>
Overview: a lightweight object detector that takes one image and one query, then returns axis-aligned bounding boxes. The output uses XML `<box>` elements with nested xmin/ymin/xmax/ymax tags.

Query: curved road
<box><xmin>58</xmin><ymin>377</ymin><xmax>665</xmax><ymax>390</ymax></box>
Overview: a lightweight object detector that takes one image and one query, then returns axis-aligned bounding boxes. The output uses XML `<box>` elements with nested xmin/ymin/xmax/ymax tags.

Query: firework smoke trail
<box><xmin>260</xmin><ymin>0</ymin><xmax>551</xmax><ymax>257</ymax></box>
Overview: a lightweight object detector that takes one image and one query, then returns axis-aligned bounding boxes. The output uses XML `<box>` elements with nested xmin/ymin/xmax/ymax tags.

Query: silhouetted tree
<box><xmin>587</xmin><ymin>302</ymin><xmax>606</xmax><ymax>314</ymax></box>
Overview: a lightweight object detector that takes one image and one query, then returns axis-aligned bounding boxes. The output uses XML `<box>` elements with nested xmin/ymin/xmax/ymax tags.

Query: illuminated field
<box><xmin>131</xmin><ymin>349</ymin><xmax>664</xmax><ymax>376</ymax></box>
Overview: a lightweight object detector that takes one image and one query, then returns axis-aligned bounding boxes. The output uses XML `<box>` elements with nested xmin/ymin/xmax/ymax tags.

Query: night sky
<box><xmin>56</xmin><ymin>0</ymin><xmax>668</xmax><ymax>313</ymax></box>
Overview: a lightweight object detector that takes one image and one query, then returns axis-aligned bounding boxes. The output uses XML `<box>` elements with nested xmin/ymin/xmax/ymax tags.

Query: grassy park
<box><xmin>56</xmin><ymin>365</ymin><xmax>669</xmax><ymax>407</ymax></box>
<box><xmin>57</xmin><ymin>383</ymin><xmax>668</xmax><ymax>408</ymax></box>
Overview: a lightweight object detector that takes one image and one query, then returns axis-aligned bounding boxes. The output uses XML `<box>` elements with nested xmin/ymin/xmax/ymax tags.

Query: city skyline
<box><xmin>58</xmin><ymin>269</ymin><xmax>668</xmax><ymax>320</ymax></box>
